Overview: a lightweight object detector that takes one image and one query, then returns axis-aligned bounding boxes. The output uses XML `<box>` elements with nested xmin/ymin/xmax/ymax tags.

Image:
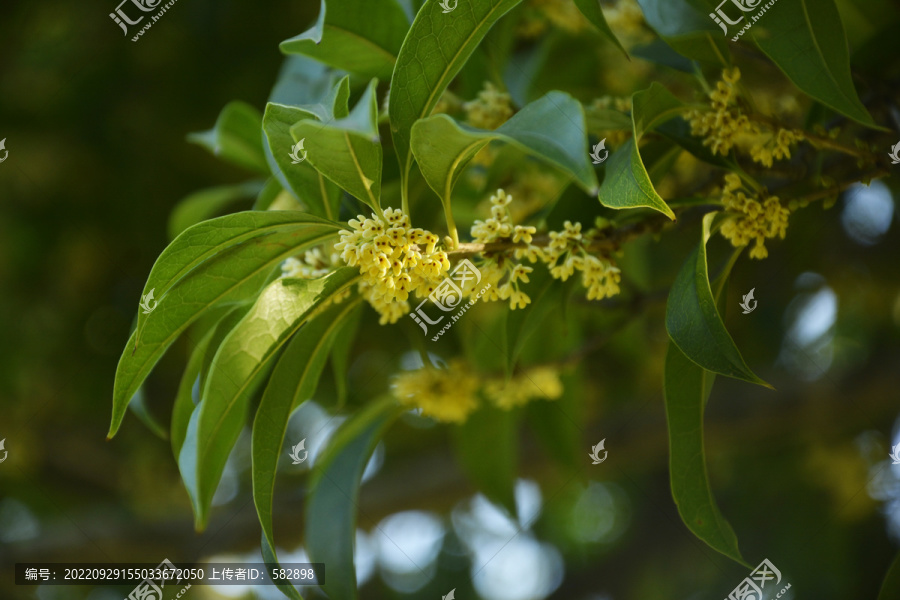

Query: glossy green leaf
<box><xmin>306</xmin><ymin>398</ymin><xmax>401</xmax><ymax>600</ymax></box>
<box><xmin>330</xmin><ymin>304</ymin><xmax>363</xmax><ymax>406</ymax></box>
<box><xmin>412</xmin><ymin>92</ymin><xmax>599</xmax><ymax>208</ymax></box>
<box><xmin>171</xmin><ymin>325</ymin><xmax>218</xmax><ymax>460</ymax></box>
<box><xmin>572</xmin><ymin>0</ymin><xmax>628</xmax><ymax>57</ymax></box>
<box><xmin>168</xmin><ymin>181</ymin><xmax>265</xmax><ymax>240</ymax></box>
<box><xmin>279</xmin><ymin>0</ymin><xmax>409</xmax><ymax>80</ymax></box>
<box><xmin>110</xmin><ymin>212</ymin><xmax>341</xmax><ymax>439</ymax></box>
<box><xmin>261</xmin><ymin>532</ymin><xmax>304</xmax><ymax>600</ymax></box>
<box><xmin>599</xmin><ymin>83</ymin><xmax>683</xmax><ymax>219</ymax></box>
<box><xmin>292</xmin><ymin>79</ymin><xmax>382</xmax><ymax>213</ymax></box>
<box><xmin>192</xmin><ymin>268</ymin><xmax>361</xmax><ymax>527</ymax></box>
<box><xmin>665</xmin><ymin>212</ymin><xmax>769</xmax><ymax>386</ymax></box>
<box><xmin>454</xmin><ymin>404</ymin><xmax>518</xmax><ymax>517</ymax></box>
<box><xmin>253</xmin><ymin>296</ymin><xmax>363</xmax><ymax>597</ymax></box>
<box><xmin>390</xmin><ymin>0</ymin><xmax>525</xmax><ymax>195</ymax></box>
<box><xmin>664</xmin><ymin>342</ymin><xmax>746</xmax><ymax>565</ymax></box>
<box><xmin>188</xmin><ymin>101</ymin><xmax>269</xmax><ymax>174</ymax></box>
<box><xmin>750</xmin><ymin>0</ymin><xmax>875</xmax><ymax>126</ymax></box>
<box><xmin>263</xmin><ymin>102</ymin><xmax>342</xmax><ymax>220</ymax></box>
<box><xmin>127</xmin><ymin>388</ymin><xmax>167</xmax><ymax>440</ymax></box>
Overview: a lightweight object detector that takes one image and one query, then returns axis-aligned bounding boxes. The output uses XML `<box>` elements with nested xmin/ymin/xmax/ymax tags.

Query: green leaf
<box><xmin>330</xmin><ymin>304</ymin><xmax>363</xmax><ymax>406</ymax></box>
<box><xmin>188</xmin><ymin>101</ymin><xmax>269</xmax><ymax>174</ymax></box>
<box><xmin>261</xmin><ymin>532</ymin><xmax>304</xmax><ymax>600</ymax></box>
<box><xmin>192</xmin><ymin>269</ymin><xmax>361</xmax><ymax>527</ymax></box>
<box><xmin>526</xmin><ymin>377</ymin><xmax>581</xmax><ymax>471</ymax></box>
<box><xmin>665</xmin><ymin>212</ymin><xmax>769</xmax><ymax>386</ymax></box>
<box><xmin>168</xmin><ymin>181</ymin><xmax>265</xmax><ymax>240</ymax></box>
<box><xmin>171</xmin><ymin>325</ymin><xmax>218</xmax><ymax>460</ymax></box>
<box><xmin>599</xmin><ymin>83</ymin><xmax>682</xmax><ymax>219</ymax></box>
<box><xmin>110</xmin><ymin>212</ymin><xmax>341</xmax><ymax>439</ymax></box>
<box><xmin>390</xmin><ymin>0</ymin><xmax>525</xmax><ymax>197</ymax></box>
<box><xmin>751</xmin><ymin>0</ymin><xmax>875</xmax><ymax>126</ymax></box>
<box><xmin>253</xmin><ymin>296</ymin><xmax>363</xmax><ymax>598</ymax></box>
<box><xmin>453</xmin><ymin>404</ymin><xmax>518</xmax><ymax>517</ymax></box>
<box><xmin>253</xmin><ymin>178</ymin><xmax>284</xmax><ymax>211</ymax></box>
<box><xmin>664</xmin><ymin>341</ymin><xmax>746</xmax><ymax>565</ymax></box>
<box><xmin>411</xmin><ymin>92</ymin><xmax>599</xmax><ymax>208</ymax></box>
<box><xmin>279</xmin><ymin>0</ymin><xmax>409</xmax><ymax>80</ymax></box>
<box><xmin>127</xmin><ymin>388</ymin><xmax>168</xmax><ymax>440</ymax></box>
<box><xmin>292</xmin><ymin>79</ymin><xmax>382</xmax><ymax>213</ymax></box>
<box><xmin>637</xmin><ymin>0</ymin><xmax>716</xmax><ymax>38</ymax></box>
<box><xmin>306</xmin><ymin>398</ymin><xmax>401</xmax><ymax>600</ymax></box>
<box><xmin>878</xmin><ymin>552</ymin><xmax>900</xmax><ymax>600</ymax></box>
<box><xmin>262</xmin><ymin>102</ymin><xmax>342</xmax><ymax>220</ymax></box>
<box><xmin>572</xmin><ymin>0</ymin><xmax>629</xmax><ymax>58</ymax></box>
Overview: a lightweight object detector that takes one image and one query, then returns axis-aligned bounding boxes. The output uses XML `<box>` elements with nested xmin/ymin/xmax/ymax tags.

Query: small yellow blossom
<box><xmin>281</xmin><ymin>247</ymin><xmax>351</xmax><ymax>305</ymax></box>
<box><xmin>464</xmin><ymin>82</ymin><xmax>514</xmax><ymax>130</ymax></box>
<box><xmin>718</xmin><ymin>174</ymin><xmax>790</xmax><ymax>260</ymax></box>
<box><xmin>336</xmin><ymin>207</ymin><xmax>449</xmax><ymax>323</ymax></box>
<box><xmin>392</xmin><ymin>361</ymin><xmax>479</xmax><ymax>423</ymax></box>
<box><xmin>484</xmin><ymin>366</ymin><xmax>564</xmax><ymax>410</ymax></box>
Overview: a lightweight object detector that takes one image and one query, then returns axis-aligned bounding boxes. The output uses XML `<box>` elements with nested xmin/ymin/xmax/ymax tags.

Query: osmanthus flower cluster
<box><xmin>718</xmin><ymin>173</ymin><xmax>791</xmax><ymax>260</ymax></box>
<box><xmin>391</xmin><ymin>360</ymin><xmax>564</xmax><ymax>423</ymax></box>
<box><xmin>334</xmin><ymin>208</ymin><xmax>451</xmax><ymax>324</ymax></box>
<box><xmin>687</xmin><ymin>68</ymin><xmax>804</xmax><ymax>168</ymax></box>
<box><xmin>470</xmin><ymin>189</ymin><xmax>623</xmax><ymax>307</ymax></box>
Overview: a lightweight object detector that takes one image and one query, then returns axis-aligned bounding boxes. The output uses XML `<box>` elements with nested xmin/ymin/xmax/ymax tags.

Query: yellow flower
<box><xmin>392</xmin><ymin>361</ymin><xmax>480</xmax><ymax>423</ymax></box>
<box><xmin>718</xmin><ymin>177</ymin><xmax>790</xmax><ymax>260</ymax></box>
<box><xmin>484</xmin><ymin>366</ymin><xmax>564</xmax><ymax>410</ymax></box>
<box><xmin>464</xmin><ymin>82</ymin><xmax>514</xmax><ymax>130</ymax></box>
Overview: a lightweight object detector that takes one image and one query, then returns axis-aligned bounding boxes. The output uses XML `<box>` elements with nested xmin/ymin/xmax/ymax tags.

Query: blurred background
<box><xmin>1</xmin><ymin>1</ymin><xmax>900</xmax><ymax>599</ymax></box>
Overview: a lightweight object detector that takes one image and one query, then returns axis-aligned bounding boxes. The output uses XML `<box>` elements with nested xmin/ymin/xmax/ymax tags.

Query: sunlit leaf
<box><xmin>110</xmin><ymin>212</ymin><xmax>341</xmax><ymax>439</ymax></box>
<box><xmin>390</xmin><ymin>0</ymin><xmax>525</xmax><ymax>196</ymax></box>
<box><xmin>280</xmin><ymin>0</ymin><xmax>409</xmax><ymax>79</ymax></box>
<box><xmin>292</xmin><ymin>79</ymin><xmax>382</xmax><ymax>212</ymax></box>
<box><xmin>192</xmin><ymin>269</ymin><xmax>361</xmax><ymax>527</ymax></box>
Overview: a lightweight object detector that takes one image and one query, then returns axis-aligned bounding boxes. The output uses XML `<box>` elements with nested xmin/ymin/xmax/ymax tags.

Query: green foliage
<box><xmin>108</xmin><ymin>0</ymin><xmax>899</xmax><ymax>596</ymax></box>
